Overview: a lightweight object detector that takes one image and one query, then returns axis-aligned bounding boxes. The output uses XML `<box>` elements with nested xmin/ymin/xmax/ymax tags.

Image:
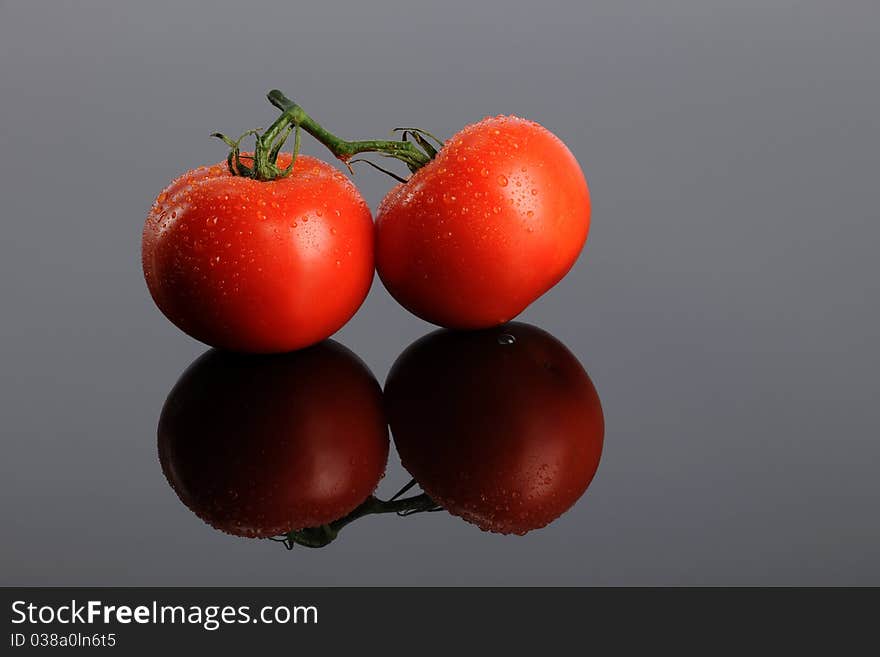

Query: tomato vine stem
<box><xmin>277</xmin><ymin>483</ymin><xmax>441</xmax><ymax>549</ymax></box>
<box><xmin>266</xmin><ymin>90</ymin><xmax>435</xmax><ymax>171</ymax></box>
<box><xmin>213</xmin><ymin>90</ymin><xmax>439</xmax><ymax>181</ymax></box>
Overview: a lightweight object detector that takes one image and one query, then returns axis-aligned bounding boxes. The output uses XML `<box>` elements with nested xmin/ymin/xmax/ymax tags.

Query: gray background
<box><xmin>1</xmin><ymin>0</ymin><xmax>878</xmax><ymax>585</ymax></box>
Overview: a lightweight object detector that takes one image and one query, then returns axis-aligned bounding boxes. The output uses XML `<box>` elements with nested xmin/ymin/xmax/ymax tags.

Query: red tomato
<box><xmin>143</xmin><ymin>154</ymin><xmax>373</xmax><ymax>353</ymax></box>
<box><xmin>375</xmin><ymin>117</ymin><xmax>590</xmax><ymax>328</ymax></box>
<box><xmin>158</xmin><ymin>341</ymin><xmax>388</xmax><ymax>538</ymax></box>
<box><xmin>385</xmin><ymin>323</ymin><xmax>603</xmax><ymax>535</ymax></box>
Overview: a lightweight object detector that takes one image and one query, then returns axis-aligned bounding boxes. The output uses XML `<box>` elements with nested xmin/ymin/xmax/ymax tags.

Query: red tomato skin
<box><xmin>376</xmin><ymin>116</ymin><xmax>591</xmax><ymax>329</ymax></box>
<box><xmin>143</xmin><ymin>154</ymin><xmax>374</xmax><ymax>353</ymax></box>
<box><xmin>158</xmin><ymin>341</ymin><xmax>389</xmax><ymax>538</ymax></box>
<box><xmin>385</xmin><ymin>323</ymin><xmax>604</xmax><ymax>535</ymax></box>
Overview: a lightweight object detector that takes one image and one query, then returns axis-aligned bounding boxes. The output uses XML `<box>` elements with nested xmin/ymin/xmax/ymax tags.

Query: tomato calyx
<box><xmin>212</xmin><ymin>110</ymin><xmax>303</xmax><ymax>182</ymax></box>
<box><xmin>346</xmin><ymin>127</ymin><xmax>445</xmax><ymax>182</ymax></box>
<box><xmin>273</xmin><ymin>480</ymin><xmax>441</xmax><ymax>549</ymax></box>
<box><xmin>389</xmin><ymin>127</ymin><xmax>444</xmax><ymax>161</ymax></box>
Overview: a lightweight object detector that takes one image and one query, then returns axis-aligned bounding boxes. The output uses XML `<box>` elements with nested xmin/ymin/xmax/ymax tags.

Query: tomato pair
<box><xmin>158</xmin><ymin>324</ymin><xmax>603</xmax><ymax>541</ymax></box>
<box><xmin>143</xmin><ymin>91</ymin><xmax>591</xmax><ymax>353</ymax></box>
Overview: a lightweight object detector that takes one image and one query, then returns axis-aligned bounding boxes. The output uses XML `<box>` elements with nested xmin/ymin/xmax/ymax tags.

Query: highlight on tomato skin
<box><xmin>385</xmin><ymin>323</ymin><xmax>604</xmax><ymax>535</ymax></box>
<box><xmin>157</xmin><ymin>341</ymin><xmax>389</xmax><ymax>538</ymax></box>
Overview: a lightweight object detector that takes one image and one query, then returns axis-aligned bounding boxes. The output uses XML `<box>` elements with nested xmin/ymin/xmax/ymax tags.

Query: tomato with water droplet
<box><xmin>143</xmin><ymin>154</ymin><xmax>373</xmax><ymax>353</ymax></box>
<box><xmin>376</xmin><ymin>117</ymin><xmax>591</xmax><ymax>328</ymax></box>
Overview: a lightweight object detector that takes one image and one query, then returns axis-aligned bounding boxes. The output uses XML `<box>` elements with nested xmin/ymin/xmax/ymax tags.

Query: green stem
<box><xmin>266</xmin><ymin>90</ymin><xmax>433</xmax><ymax>170</ymax></box>
<box><xmin>215</xmin><ymin>90</ymin><xmax>438</xmax><ymax>181</ymax></box>
<box><xmin>283</xmin><ymin>491</ymin><xmax>439</xmax><ymax>549</ymax></box>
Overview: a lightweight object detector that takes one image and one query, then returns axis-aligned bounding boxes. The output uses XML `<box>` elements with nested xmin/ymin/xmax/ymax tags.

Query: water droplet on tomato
<box><xmin>531</xmin><ymin>188</ymin><xmax>538</xmax><ymax>195</ymax></box>
<box><xmin>497</xmin><ymin>333</ymin><xmax>516</xmax><ymax>345</ymax></box>
<box><xmin>331</xmin><ymin>227</ymin><xmax>337</xmax><ymax>235</ymax></box>
<box><xmin>492</xmin><ymin>206</ymin><xmax>502</xmax><ymax>214</ymax></box>
<box><xmin>497</xmin><ymin>175</ymin><xmax>508</xmax><ymax>187</ymax></box>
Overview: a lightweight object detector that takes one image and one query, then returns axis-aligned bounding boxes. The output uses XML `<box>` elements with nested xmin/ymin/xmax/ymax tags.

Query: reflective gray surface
<box><xmin>1</xmin><ymin>0</ymin><xmax>879</xmax><ymax>585</ymax></box>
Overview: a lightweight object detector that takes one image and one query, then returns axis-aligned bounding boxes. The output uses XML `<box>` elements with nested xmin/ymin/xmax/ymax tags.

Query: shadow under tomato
<box><xmin>157</xmin><ymin>341</ymin><xmax>389</xmax><ymax>539</ymax></box>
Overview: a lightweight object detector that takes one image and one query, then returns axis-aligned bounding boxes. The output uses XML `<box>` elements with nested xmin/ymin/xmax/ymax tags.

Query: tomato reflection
<box><xmin>158</xmin><ymin>342</ymin><xmax>389</xmax><ymax>538</ymax></box>
<box><xmin>385</xmin><ymin>323</ymin><xmax>604</xmax><ymax>535</ymax></box>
